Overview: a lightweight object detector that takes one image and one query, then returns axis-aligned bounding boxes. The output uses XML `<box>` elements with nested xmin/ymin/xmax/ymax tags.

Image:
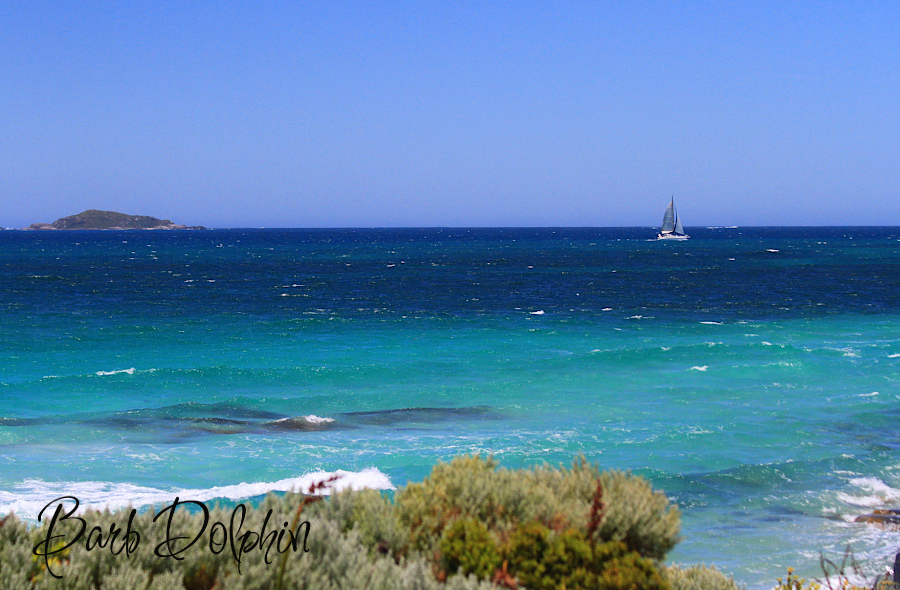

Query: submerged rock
<box><xmin>855</xmin><ymin>508</ymin><xmax>900</xmax><ymax>527</ymax></box>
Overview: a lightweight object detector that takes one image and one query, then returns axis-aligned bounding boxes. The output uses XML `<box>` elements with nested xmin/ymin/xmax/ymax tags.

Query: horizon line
<box><xmin>5</xmin><ymin>224</ymin><xmax>900</xmax><ymax>231</ymax></box>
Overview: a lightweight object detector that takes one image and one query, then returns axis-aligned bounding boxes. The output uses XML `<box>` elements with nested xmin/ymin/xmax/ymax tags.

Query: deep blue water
<box><xmin>2</xmin><ymin>227</ymin><xmax>900</xmax><ymax>588</ymax></box>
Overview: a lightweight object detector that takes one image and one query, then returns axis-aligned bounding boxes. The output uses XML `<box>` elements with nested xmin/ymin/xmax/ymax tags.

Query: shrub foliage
<box><xmin>0</xmin><ymin>454</ymin><xmax>704</xmax><ymax>590</ymax></box>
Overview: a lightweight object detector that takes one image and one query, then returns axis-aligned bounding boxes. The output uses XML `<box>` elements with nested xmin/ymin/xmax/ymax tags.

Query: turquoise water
<box><xmin>2</xmin><ymin>227</ymin><xmax>900</xmax><ymax>587</ymax></box>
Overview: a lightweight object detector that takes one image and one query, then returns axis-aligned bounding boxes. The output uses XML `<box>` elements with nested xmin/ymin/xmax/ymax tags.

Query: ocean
<box><xmin>2</xmin><ymin>226</ymin><xmax>899</xmax><ymax>588</ymax></box>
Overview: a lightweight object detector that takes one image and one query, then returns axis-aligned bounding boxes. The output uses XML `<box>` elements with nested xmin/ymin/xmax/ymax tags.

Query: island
<box><xmin>26</xmin><ymin>209</ymin><xmax>206</xmax><ymax>230</ymax></box>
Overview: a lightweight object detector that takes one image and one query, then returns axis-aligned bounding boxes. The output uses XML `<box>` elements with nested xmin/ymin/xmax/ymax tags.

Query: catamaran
<box><xmin>657</xmin><ymin>197</ymin><xmax>689</xmax><ymax>240</ymax></box>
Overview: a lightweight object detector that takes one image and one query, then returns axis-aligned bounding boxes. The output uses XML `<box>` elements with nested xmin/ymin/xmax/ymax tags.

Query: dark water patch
<box><xmin>823</xmin><ymin>409</ymin><xmax>900</xmax><ymax>449</ymax></box>
<box><xmin>0</xmin><ymin>417</ymin><xmax>41</xmax><ymax>426</ymax></box>
<box><xmin>755</xmin><ymin>505</ymin><xmax>809</xmax><ymax>522</ymax></box>
<box><xmin>0</xmin><ymin>402</ymin><xmax>499</xmax><ymax>441</ymax></box>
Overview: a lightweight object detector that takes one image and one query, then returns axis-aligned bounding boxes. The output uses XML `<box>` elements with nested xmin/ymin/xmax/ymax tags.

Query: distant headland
<box><xmin>26</xmin><ymin>210</ymin><xmax>206</xmax><ymax>230</ymax></box>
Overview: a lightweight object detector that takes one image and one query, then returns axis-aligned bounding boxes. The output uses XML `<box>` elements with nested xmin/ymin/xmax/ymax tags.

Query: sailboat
<box><xmin>657</xmin><ymin>197</ymin><xmax>689</xmax><ymax>240</ymax></box>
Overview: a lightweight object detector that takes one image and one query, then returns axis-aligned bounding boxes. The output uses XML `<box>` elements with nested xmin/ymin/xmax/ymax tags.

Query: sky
<box><xmin>1</xmin><ymin>1</ymin><xmax>898</xmax><ymax>228</ymax></box>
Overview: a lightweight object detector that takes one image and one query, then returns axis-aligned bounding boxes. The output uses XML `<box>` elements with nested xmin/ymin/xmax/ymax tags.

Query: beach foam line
<box><xmin>0</xmin><ymin>468</ymin><xmax>394</xmax><ymax>521</ymax></box>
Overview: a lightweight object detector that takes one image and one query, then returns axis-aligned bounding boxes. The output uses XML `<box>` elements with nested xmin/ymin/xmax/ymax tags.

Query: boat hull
<box><xmin>657</xmin><ymin>233</ymin><xmax>689</xmax><ymax>240</ymax></box>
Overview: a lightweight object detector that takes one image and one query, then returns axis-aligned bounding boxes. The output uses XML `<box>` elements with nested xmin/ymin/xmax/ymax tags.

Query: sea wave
<box><xmin>836</xmin><ymin>477</ymin><xmax>900</xmax><ymax>507</ymax></box>
<box><xmin>96</xmin><ymin>367</ymin><xmax>136</xmax><ymax>376</ymax></box>
<box><xmin>0</xmin><ymin>467</ymin><xmax>395</xmax><ymax>521</ymax></box>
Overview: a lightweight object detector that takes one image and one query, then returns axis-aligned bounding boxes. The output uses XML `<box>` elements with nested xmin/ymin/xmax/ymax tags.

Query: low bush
<box><xmin>0</xmin><ymin>453</ymin><xmax>710</xmax><ymax>590</ymax></box>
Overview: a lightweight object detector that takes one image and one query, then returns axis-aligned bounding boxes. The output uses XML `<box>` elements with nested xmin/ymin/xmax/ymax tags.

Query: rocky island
<box><xmin>27</xmin><ymin>209</ymin><xmax>205</xmax><ymax>230</ymax></box>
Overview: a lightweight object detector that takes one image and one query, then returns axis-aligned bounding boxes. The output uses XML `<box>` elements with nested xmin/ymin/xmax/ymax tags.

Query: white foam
<box><xmin>95</xmin><ymin>367</ymin><xmax>136</xmax><ymax>376</ymax></box>
<box><xmin>302</xmin><ymin>415</ymin><xmax>335</xmax><ymax>424</ymax></box>
<box><xmin>859</xmin><ymin>392</ymin><xmax>880</xmax><ymax>397</ymax></box>
<box><xmin>767</xmin><ymin>249</ymin><xmax>779</xmax><ymax>253</ymax></box>
<box><xmin>690</xmin><ymin>365</ymin><xmax>708</xmax><ymax>371</ymax></box>
<box><xmin>530</xmin><ymin>310</ymin><xmax>545</xmax><ymax>315</ymax></box>
<box><xmin>601</xmin><ymin>307</ymin><xmax>612</xmax><ymax>311</ymax></box>
<box><xmin>699</xmin><ymin>321</ymin><xmax>724</xmax><ymax>325</ymax></box>
<box><xmin>888</xmin><ymin>353</ymin><xmax>900</xmax><ymax>358</ymax></box>
<box><xmin>0</xmin><ymin>468</ymin><xmax>395</xmax><ymax>521</ymax></box>
<box><xmin>836</xmin><ymin>477</ymin><xmax>900</xmax><ymax>507</ymax></box>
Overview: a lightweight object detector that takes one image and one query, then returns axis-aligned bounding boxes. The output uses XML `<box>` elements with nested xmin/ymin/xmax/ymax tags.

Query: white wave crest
<box><xmin>836</xmin><ymin>477</ymin><xmax>900</xmax><ymax>507</ymax></box>
<box><xmin>303</xmin><ymin>415</ymin><xmax>335</xmax><ymax>424</ymax></box>
<box><xmin>690</xmin><ymin>365</ymin><xmax>708</xmax><ymax>371</ymax></box>
<box><xmin>0</xmin><ymin>468</ymin><xmax>394</xmax><ymax>521</ymax></box>
<box><xmin>96</xmin><ymin>367</ymin><xmax>136</xmax><ymax>376</ymax></box>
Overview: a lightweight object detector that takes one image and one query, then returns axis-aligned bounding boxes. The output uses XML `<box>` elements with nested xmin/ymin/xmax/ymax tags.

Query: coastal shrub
<box><xmin>0</xmin><ymin>453</ymin><xmax>690</xmax><ymax>590</ymax></box>
<box><xmin>396</xmin><ymin>454</ymin><xmax>680</xmax><ymax>560</ymax></box>
<box><xmin>501</xmin><ymin>523</ymin><xmax>669</xmax><ymax>590</ymax></box>
<box><xmin>665</xmin><ymin>564</ymin><xmax>743</xmax><ymax>590</ymax></box>
<box><xmin>596</xmin><ymin>546</ymin><xmax>670</xmax><ymax>590</ymax></box>
<box><xmin>501</xmin><ymin>521</ymin><xmax>553</xmax><ymax>587</ymax></box>
<box><xmin>396</xmin><ymin>455</ymin><xmax>532</xmax><ymax>552</ymax></box>
<box><xmin>593</xmin><ymin>469</ymin><xmax>681</xmax><ymax>559</ymax></box>
<box><xmin>439</xmin><ymin>518</ymin><xmax>502</xmax><ymax>580</ymax></box>
<box><xmin>307</xmin><ymin>487</ymin><xmax>407</xmax><ymax>557</ymax></box>
<box><xmin>217</xmin><ymin>516</ymin><xmax>498</xmax><ymax>590</ymax></box>
<box><xmin>97</xmin><ymin>564</ymin><xmax>150</xmax><ymax>590</ymax></box>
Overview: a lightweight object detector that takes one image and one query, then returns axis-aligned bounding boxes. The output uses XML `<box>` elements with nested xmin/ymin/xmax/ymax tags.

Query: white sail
<box><xmin>658</xmin><ymin>197</ymin><xmax>689</xmax><ymax>240</ymax></box>
<box><xmin>660</xmin><ymin>201</ymin><xmax>675</xmax><ymax>233</ymax></box>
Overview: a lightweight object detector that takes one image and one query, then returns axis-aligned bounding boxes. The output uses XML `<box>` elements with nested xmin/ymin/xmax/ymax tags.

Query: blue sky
<box><xmin>2</xmin><ymin>1</ymin><xmax>898</xmax><ymax>228</ymax></box>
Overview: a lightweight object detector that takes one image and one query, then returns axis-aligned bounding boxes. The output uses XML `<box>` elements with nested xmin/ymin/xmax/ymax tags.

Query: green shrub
<box><xmin>0</xmin><ymin>454</ymin><xmax>691</xmax><ymax>590</ymax></box>
<box><xmin>308</xmin><ymin>488</ymin><xmax>407</xmax><ymax>557</ymax></box>
<box><xmin>439</xmin><ymin>518</ymin><xmax>501</xmax><ymax>580</ymax></box>
<box><xmin>501</xmin><ymin>522</ymin><xmax>670</xmax><ymax>590</ymax></box>
<box><xmin>504</xmin><ymin>525</ymin><xmax>599</xmax><ymax>590</ymax></box>
<box><xmin>597</xmin><ymin>547</ymin><xmax>670</xmax><ymax>590</ymax></box>
<box><xmin>502</xmin><ymin>521</ymin><xmax>553</xmax><ymax>588</ymax></box>
<box><xmin>396</xmin><ymin>454</ymin><xmax>680</xmax><ymax>559</ymax></box>
<box><xmin>592</xmin><ymin>469</ymin><xmax>681</xmax><ymax>560</ymax></box>
<box><xmin>665</xmin><ymin>564</ymin><xmax>743</xmax><ymax>590</ymax></box>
